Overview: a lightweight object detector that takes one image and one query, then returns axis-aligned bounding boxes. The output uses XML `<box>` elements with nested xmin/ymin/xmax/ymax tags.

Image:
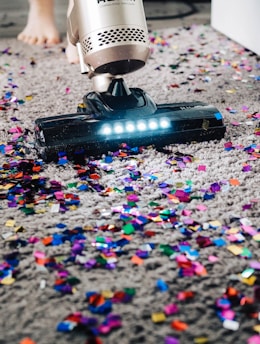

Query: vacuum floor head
<box><xmin>34</xmin><ymin>79</ymin><xmax>226</xmax><ymax>162</ymax></box>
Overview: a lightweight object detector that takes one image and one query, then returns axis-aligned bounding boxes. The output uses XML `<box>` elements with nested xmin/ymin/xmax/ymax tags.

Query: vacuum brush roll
<box><xmin>67</xmin><ymin>0</ymin><xmax>150</xmax><ymax>75</ymax></box>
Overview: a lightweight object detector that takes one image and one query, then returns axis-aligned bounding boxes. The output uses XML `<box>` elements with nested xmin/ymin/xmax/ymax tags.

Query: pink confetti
<box><xmin>127</xmin><ymin>194</ymin><xmax>139</xmax><ymax>202</ymax></box>
<box><xmin>164</xmin><ymin>303</ymin><xmax>178</xmax><ymax>315</ymax></box>
<box><xmin>183</xmin><ymin>218</ymin><xmax>194</xmax><ymax>225</ymax></box>
<box><xmin>28</xmin><ymin>237</ymin><xmax>40</xmax><ymax>244</ymax></box>
<box><xmin>194</xmin><ymin>262</ymin><xmax>207</xmax><ymax>275</ymax></box>
<box><xmin>231</xmin><ymin>121</ymin><xmax>241</xmax><ymax>126</ymax></box>
<box><xmin>8</xmin><ymin>127</ymin><xmax>23</xmax><ymax>133</ymax></box>
<box><xmin>33</xmin><ymin>251</ymin><xmax>46</xmax><ymax>259</ymax></box>
<box><xmin>221</xmin><ymin>309</ymin><xmax>235</xmax><ymax>320</ymax></box>
<box><xmin>5</xmin><ymin>145</ymin><xmax>14</xmax><ymax>153</ymax></box>
<box><xmin>54</xmin><ymin>191</ymin><xmax>65</xmax><ymax>200</ymax></box>
<box><xmin>247</xmin><ymin>335</ymin><xmax>260</xmax><ymax>344</ymax></box>
<box><xmin>198</xmin><ymin>165</ymin><xmax>206</xmax><ymax>171</ymax></box>
<box><xmin>196</xmin><ymin>204</ymin><xmax>207</xmax><ymax>211</ymax></box>
<box><xmin>182</xmin><ymin>209</ymin><xmax>192</xmax><ymax>216</ymax></box>
<box><xmin>208</xmin><ymin>255</ymin><xmax>219</xmax><ymax>262</ymax></box>
<box><xmin>242</xmin><ymin>225</ymin><xmax>257</xmax><ymax>236</ymax></box>
<box><xmin>224</xmin><ymin>141</ymin><xmax>233</xmax><ymax>149</ymax></box>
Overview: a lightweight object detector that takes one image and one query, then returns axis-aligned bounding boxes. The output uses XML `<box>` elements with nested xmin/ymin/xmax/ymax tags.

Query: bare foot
<box><xmin>17</xmin><ymin>0</ymin><xmax>60</xmax><ymax>45</ymax></box>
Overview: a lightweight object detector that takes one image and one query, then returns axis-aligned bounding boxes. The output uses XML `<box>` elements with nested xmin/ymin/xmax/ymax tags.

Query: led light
<box><xmin>137</xmin><ymin>120</ymin><xmax>147</xmax><ymax>131</ymax></box>
<box><xmin>160</xmin><ymin>117</ymin><xmax>171</xmax><ymax>129</ymax></box>
<box><xmin>148</xmin><ymin>119</ymin><xmax>158</xmax><ymax>130</ymax></box>
<box><xmin>102</xmin><ymin>125</ymin><xmax>112</xmax><ymax>135</ymax></box>
<box><xmin>125</xmin><ymin>122</ymin><xmax>135</xmax><ymax>132</ymax></box>
<box><xmin>114</xmin><ymin>123</ymin><xmax>124</xmax><ymax>134</ymax></box>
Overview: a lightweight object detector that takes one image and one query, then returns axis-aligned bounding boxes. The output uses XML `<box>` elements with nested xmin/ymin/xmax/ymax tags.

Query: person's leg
<box><xmin>66</xmin><ymin>0</ymin><xmax>79</xmax><ymax>63</ymax></box>
<box><xmin>18</xmin><ymin>0</ymin><xmax>60</xmax><ymax>45</ymax></box>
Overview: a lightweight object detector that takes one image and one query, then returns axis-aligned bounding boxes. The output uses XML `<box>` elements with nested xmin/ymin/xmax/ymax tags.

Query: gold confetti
<box><xmin>1</xmin><ymin>277</ymin><xmax>15</xmax><ymax>285</ymax></box>
<box><xmin>227</xmin><ymin>245</ymin><xmax>243</xmax><ymax>256</ymax></box>
<box><xmin>253</xmin><ymin>324</ymin><xmax>260</xmax><ymax>333</ymax></box>
<box><xmin>226</xmin><ymin>89</ymin><xmax>237</xmax><ymax>94</ymax></box>
<box><xmin>194</xmin><ymin>337</ymin><xmax>209</xmax><ymax>344</ymax></box>
<box><xmin>5</xmin><ymin>219</ymin><xmax>15</xmax><ymax>227</ymax></box>
<box><xmin>101</xmin><ymin>290</ymin><xmax>114</xmax><ymax>299</ymax></box>
<box><xmin>151</xmin><ymin>312</ymin><xmax>166</xmax><ymax>323</ymax></box>
<box><xmin>240</xmin><ymin>276</ymin><xmax>257</xmax><ymax>286</ymax></box>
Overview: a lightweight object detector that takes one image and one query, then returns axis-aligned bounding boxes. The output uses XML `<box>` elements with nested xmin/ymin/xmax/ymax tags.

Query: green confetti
<box><xmin>122</xmin><ymin>223</ymin><xmax>135</xmax><ymax>235</ymax></box>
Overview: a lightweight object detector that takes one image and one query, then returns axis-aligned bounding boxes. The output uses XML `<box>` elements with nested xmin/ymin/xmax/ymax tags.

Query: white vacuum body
<box><xmin>68</xmin><ymin>0</ymin><xmax>150</xmax><ymax>75</ymax></box>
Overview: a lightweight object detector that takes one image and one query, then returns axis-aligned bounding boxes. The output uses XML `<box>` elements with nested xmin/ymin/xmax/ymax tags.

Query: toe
<box><xmin>27</xmin><ymin>36</ymin><xmax>38</xmax><ymax>45</ymax></box>
<box><xmin>36</xmin><ymin>36</ymin><xmax>47</xmax><ymax>45</ymax></box>
<box><xmin>47</xmin><ymin>36</ymin><xmax>61</xmax><ymax>45</ymax></box>
<box><xmin>17</xmin><ymin>32</ymin><xmax>26</xmax><ymax>41</ymax></box>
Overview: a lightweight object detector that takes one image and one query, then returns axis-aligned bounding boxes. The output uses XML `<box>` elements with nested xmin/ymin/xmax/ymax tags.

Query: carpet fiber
<box><xmin>0</xmin><ymin>24</ymin><xmax>260</xmax><ymax>344</ymax></box>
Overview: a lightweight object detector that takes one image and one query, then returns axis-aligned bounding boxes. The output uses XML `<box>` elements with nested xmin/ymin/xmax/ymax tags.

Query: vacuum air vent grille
<box><xmin>81</xmin><ymin>37</ymin><xmax>93</xmax><ymax>55</ymax></box>
<box><xmin>81</xmin><ymin>27</ymin><xmax>147</xmax><ymax>54</ymax></box>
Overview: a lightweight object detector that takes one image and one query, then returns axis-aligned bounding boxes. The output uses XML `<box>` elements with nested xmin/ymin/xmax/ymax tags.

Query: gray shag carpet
<box><xmin>0</xmin><ymin>25</ymin><xmax>260</xmax><ymax>344</ymax></box>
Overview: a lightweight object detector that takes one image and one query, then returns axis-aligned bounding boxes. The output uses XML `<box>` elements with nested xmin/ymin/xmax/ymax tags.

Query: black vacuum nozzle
<box><xmin>34</xmin><ymin>80</ymin><xmax>226</xmax><ymax>162</ymax></box>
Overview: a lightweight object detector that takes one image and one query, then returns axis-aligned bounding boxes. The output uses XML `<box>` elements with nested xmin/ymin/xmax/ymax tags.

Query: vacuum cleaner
<box><xmin>34</xmin><ymin>0</ymin><xmax>226</xmax><ymax>162</ymax></box>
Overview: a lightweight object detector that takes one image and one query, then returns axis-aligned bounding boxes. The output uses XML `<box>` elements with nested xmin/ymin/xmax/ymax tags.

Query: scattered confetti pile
<box><xmin>0</xmin><ymin>23</ymin><xmax>259</xmax><ymax>344</ymax></box>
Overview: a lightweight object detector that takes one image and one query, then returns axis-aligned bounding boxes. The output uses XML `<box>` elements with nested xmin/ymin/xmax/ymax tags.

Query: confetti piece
<box><xmin>253</xmin><ymin>325</ymin><xmax>260</xmax><ymax>333</ymax></box>
<box><xmin>123</xmin><ymin>223</ymin><xmax>135</xmax><ymax>235</ymax></box>
<box><xmin>194</xmin><ymin>337</ymin><xmax>209</xmax><ymax>344</ymax></box>
<box><xmin>250</xmin><ymin>261</ymin><xmax>260</xmax><ymax>270</ymax></box>
<box><xmin>2</xmin><ymin>232</ymin><xmax>14</xmax><ymax>240</ymax></box>
<box><xmin>131</xmin><ymin>255</ymin><xmax>143</xmax><ymax>265</ymax></box>
<box><xmin>42</xmin><ymin>236</ymin><xmax>53</xmax><ymax>246</ymax></box>
<box><xmin>156</xmin><ymin>279</ymin><xmax>169</xmax><ymax>292</ymax></box>
<box><xmin>51</xmin><ymin>203</ymin><xmax>60</xmax><ymax>213</ymax></box>
<box><xmin>1</xmin><ymin>277</ymin><xmax>16</xmax><ymax>285</ymax></box>
<box><xmin>253</xmin><ymin>234</ymin><xmax>260</xmax><ymax>242</ymax></box>
<box><xmin>19</xmin><ymin>339</ymin><xmax>36</xmax><ymax>344</ymax></box>
<box><xmin>171</xmin><ymin>320</ymin><xmax>188</xmax><ymax>331</ymax></box>
<box><xmin>227</xmin><ymin>245</ymin><xmax>243</xmax><ymax>256</ymax></box>
<box><xmin>248</xmin><ymin>335</ymin><xmax>260</xmax><ymax>344</ymax></box>
<box><xmin>241</xmin><ymin>268</ymin><xmax>255</xmax><ymax>279</ymax></box>
<box><xmin>40</xmin><ymin>279</ymin><xmax>46</xmax><ymax>289</ymax></box>
<box><xmin>198</xmin><ymin>165</ymin><xmax>206</xmax><ymax>171</ymax></box>
<box><xmin>151</xmin><ymin>312</ymin><xmax>166</xmax><ymax>323</ymax></box>
<box><xmin>223</xmin><ymin>319</ymin><xmax>239</xmax><ymax>331</ymax></box>
<box><xmin>164</xmin><ymin>303</ymin><xmax>178</xmax><ymax>316</ymax></box>
<box><xmin>5</xmin><ymin>219</ymin><xmax>16</xmax><ymax>227</ymax></box>
<box><xmin>165</xmin><ymin>336</ymin><xmax>180</xmax><ymax>344</ymax></box>
<box><xmin>208</xmin><ymin>255</ymin><xmax>219</xmax><ymax>262</ymax></box>
<box><xmin>240</xmin><ymin>275</ymin><xmax>257</xmax><ymax>286</ymax></box>
<box><xmin>229</xmin><ymin>178</ymin><xmax>240</xmax><ymax>186</ymax></box>
<box><xmin>177</xmin><ymin>290</ymin><xmax>195</xmax><ymax>301</ymax></box>
<box><xmin>209</xmin><ymin>220</ymin><xmax>222</xmax><ymax>228</ymax></box>
<box><xmin>196</xmin><ymin>204</ymin><xmax>207</xmax><ymax>211</ymax></box>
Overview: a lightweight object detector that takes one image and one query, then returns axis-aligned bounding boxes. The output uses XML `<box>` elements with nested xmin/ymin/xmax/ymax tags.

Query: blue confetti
<box><xmin>156</xmin><ymin>279</ymin><xmax>169</xmax><ymax>292</ymax></box>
